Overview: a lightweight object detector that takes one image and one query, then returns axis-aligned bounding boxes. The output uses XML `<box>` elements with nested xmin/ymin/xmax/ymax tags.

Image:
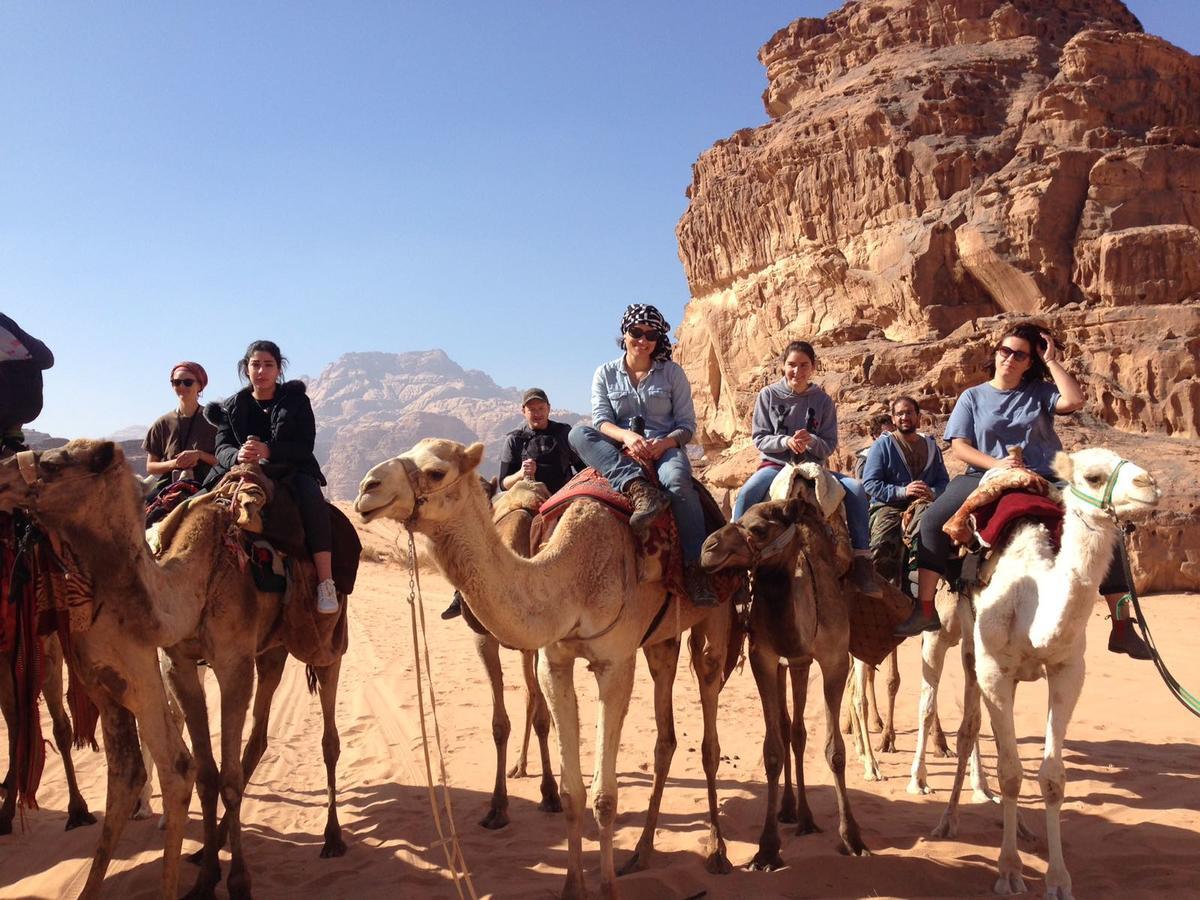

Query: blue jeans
<box><xmin>568</xmin><ymin>425</ymin><xmax>706</xmax><ymax>562</ymax></box>
<box><xmin>733</xmin><ymin>463</ymin><xmax>870</xmax><ymax>552</ymax></box>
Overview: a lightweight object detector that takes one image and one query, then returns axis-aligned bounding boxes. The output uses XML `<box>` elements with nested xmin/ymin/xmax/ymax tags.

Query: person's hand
<box><xmin>990</xmin><ymin>455</ymin><xmax>1025</xmax><ymax>470</ymax></box>
<box><xmin>622</xmin><ymin>430</ymin><xmax>653</xmax><ymax>462</ymax></box>
<box><xmin>905</xmin><ymin>480</ymin><xmax>934</xmax><ymax>501</ymax></box>
<box><xmin>174</xmin><ymin>449</ymin><xmax>200</xmax><ymax>469</ymax></box>
<box><xmin>787</xmin><ymin>429</ymin><xmax>812</xmax><ymax>456</ymax></box>
<box><xmin>238</xmin><ymin>438</ymin><xmax>271</xmax><ymax>464</ymax></box>
<box><xmin>1039</xmin><ymin>331</ymin><xmax>1059</xmax><ymax>364</ymax></box>
<box><xmin>642</xmin><ymin>437</ymin><xmax>672</xmax><ymax>461</ymax></box>
<box><xmin>521</xmin><ymin>458</ymin><xmax>537</xmax><ymax>478</ymax></box>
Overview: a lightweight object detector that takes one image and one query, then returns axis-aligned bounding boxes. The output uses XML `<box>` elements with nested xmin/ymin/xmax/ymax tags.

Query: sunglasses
<box><xmin>996</xmin><ymin>345</ymin><xmax>1030</xmax><ymax>363</ymax></box>
<box><xmin>171</xmin><ymin>378</ymin><xmax>197</xmax><ymax>388</ymax></box>
<box><xmin>626</xmin><ymin>326</ymin><xmax>659</xmax><ymax>342</ymax></box>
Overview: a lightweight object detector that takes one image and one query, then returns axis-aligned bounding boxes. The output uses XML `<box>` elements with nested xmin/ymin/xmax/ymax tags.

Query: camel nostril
<box><xmin>361</xmin><ymin>479</ymin><xmax>381</xmax><ymax>493</ymax></box>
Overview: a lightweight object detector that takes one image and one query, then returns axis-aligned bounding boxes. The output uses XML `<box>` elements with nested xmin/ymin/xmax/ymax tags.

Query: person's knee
<box><xmin>568</xmin><ymin>425</ymin><xmax>593</xmax><ymax>454</ymax></box>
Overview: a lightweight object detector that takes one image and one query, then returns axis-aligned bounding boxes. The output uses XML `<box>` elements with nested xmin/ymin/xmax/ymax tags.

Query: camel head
<box><xmin>1054</xmin><ymin>448</ymin><xmax>1160</xmax><ymax>518</ymax></box>
<box><xmin>700</xmin><ymin>498</ymin><xmax>804</xmax><ymax>573</ymax></box>
<box><xmin>0</xmin><ymin>439</ymin><xmax>130</xmax><ymax>523</ymax></box>
<box><xmin>355</xmin><ymin>439</ymin><xmax>486</xmax><ymax>528</ymax></box>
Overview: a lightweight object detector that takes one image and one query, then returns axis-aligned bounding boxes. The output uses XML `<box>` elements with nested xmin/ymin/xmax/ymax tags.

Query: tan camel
<box><xmin>464</xmin><ymin>478</ymin><xmax>560</xmax><ymax>827</ymax></box>
<box><xmin>0</xmin><ymin>441</ymin><xmax>199</xmax><ymax>899</ymax></box>
<box><xmin>700</xmin><ymin>496</ymin><xmax>868</xmax><ymax>868</ymax></box>
<box><xmin>1</xmin><ymin>633</ymin><xmax>97</xmax><ymax>833</ymax></box>
<box><xmin>356</xmin><ymin>439</ymin><xmax>736</xmax><ymax>900</ymax></box>
<box><xmin>931</xmin><ymin>448</ymin><xmax>1159</xmax><ymax>898</ymax></box>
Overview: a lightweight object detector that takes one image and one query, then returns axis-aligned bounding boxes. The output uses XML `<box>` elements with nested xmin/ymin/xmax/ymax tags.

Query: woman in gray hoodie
<box><xmin>732</xmin><ymin>340</ymin><xmax>881</xmax><ymax>596</ymax></box>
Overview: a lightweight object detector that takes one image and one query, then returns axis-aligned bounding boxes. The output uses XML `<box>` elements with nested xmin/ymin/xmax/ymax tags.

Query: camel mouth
<box><xmin>355</xmin><ymin>491</ymin><xmax>404</xmax><ymax>523</ymax></box>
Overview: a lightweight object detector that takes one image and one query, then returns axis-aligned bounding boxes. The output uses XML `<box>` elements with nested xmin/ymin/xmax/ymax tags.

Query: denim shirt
<box><xmin>591</xmin><ymin>356</ymin><xmax>696</xmax><ymax>445</ymax></box>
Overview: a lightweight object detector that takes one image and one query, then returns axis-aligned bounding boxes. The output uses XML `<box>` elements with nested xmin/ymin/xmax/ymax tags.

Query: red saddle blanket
<box><xmin>972</xmin><ymin>491</ymin><xmax>1064</xmax><ymax>552</ymax></box>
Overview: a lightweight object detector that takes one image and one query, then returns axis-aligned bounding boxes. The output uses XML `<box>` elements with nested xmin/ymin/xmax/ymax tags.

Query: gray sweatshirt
<box><xmin>751</xmin><ymin>379</ymin><xmax>839</xmax><ymax>466</ymax></box>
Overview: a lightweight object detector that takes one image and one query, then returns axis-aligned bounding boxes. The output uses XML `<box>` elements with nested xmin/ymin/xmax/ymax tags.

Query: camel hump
<box><xmin>492</xmin><ymin>480</ymin><xmax>550</xmax><ymax>523</ymax></box>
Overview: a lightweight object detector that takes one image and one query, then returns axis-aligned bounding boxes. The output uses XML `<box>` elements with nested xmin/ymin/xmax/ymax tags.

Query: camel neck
<box><xmin>1031</xmin><ymin>503</ymin><xmax>1118</xmax><ymax>649</ymax></box>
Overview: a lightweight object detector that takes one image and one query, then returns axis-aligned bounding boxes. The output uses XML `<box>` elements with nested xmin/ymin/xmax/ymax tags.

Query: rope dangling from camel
<box><xmin>403</xmin><ymin>528</ymin><xmax>479</xmax><ymax>900</ymax></box>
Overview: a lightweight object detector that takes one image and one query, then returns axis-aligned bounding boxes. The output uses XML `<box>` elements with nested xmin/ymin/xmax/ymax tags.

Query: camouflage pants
<box><xmin>869</xmin><ymin>501</ymin><xmax>930</xmax><ymax>588</ymax></box>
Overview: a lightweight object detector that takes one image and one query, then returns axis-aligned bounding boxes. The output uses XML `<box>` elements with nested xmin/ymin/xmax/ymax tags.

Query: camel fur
<box><xmin>356</xmin><ymin>439</ymin><xmax>737</xmax><ymax>900</ymax></box>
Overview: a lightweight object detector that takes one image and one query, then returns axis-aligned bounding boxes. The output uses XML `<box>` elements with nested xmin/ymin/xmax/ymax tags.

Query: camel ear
<box><xmin>1052</xmin><ymin>451</ymin><xmax>1073</xmax><ymax>482</ymax></box>
<box><xmin>90</xmin><ymin>441</ymin><xmax>117</xmax><ymax>473</ymax></box>
<box><xmin>462</xmin><ymin>442</ymin><xmax>485</xmax><ymax>473</ymax></box>
<box><xmin>782</xmin><ymin>496</ymin><xmax>804</xmax><ymax>523</ymax></box>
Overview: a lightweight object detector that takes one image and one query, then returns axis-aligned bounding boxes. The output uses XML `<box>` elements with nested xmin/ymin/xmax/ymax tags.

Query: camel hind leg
<box><xmin>849</xmin><ymin>658</ymin><xmax>882</xmax><ymax>781</ymax></box>
<box><xmin>909</xmin><ymin>626</ymin><xmax>952</xmax><ymax>795</ymax></box>
<box><xmin>776</xmin><ymin>662</ymin><xmax>798</xmax><ymax>824</ymax></box>
<box><xmin>876</xmin><ymin>648</ymin><xmax>899</xmax><ymax>753</ymax></box>
<box><xmin>817</xmin><ymin>644</ymin><xmax>868</xmax><ymax>856</ymax></box>
<box><xmin>314</xmin><ymin>657</ymin><xmax>346</xmax><ymax>858</ymax></box>
<box><xmin>41</xmin><ymin>635</ymin><xmax>97</xmax><ymax>829</ymax></box>
<box><xmin>589</xmin><ymin>654</ymin><xmax>636</xmax><ymax>900</ymax></box>
<box><xmin>784</xmin><ymin>658</ymin><xmax>820</xmax><ymax>836</ymax></box>
<box><xmin>474</xmin><ymin>631</ymin><xmax>512</xmax><ymax>829</ymax></box>
<box><xmin>1041</xmin><ymin>658</ymin><xmax>1084</xmax><ymax>900</ymax></box>
<box><xmin>747</xmin><ymin>644</ymin><xmax>787</xmax><ymax>872</ymax></box>
<box><xmin>618</xmin><ymin>637</ymin><xmax>680</xmax><ymax>876</ymax></box>
<box><xmin>508</xmin><ymin>648</ymin><xmax>535</xmax><ymax>778</ymax></box>
<box><xmin>538</xmin><ymin>647</ymin><xmax>586</xmax><ymax>900</ymax></box>
<box><xmin>690</xmin><ymin>614</ymin><xmax>733</xmax><ymax>874</ymax></box>
<box><xmin>525</xmin><ymin>650</ymin><xmax>560</xmax><ymax>812</ymax></box>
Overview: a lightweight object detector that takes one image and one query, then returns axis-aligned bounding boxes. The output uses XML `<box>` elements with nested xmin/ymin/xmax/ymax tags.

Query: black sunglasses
<box><xmin>996</xmin><ymin>345</ymin><xmax>1030</xmax><ymax>363</ymax></box>
<box><xmin>171</xmin><ymin>378</ymin><xmax>197</xmax><ymax>388</ymax></box>
<box><xmin>626</xmin><ymin>326</ymin><xmax>659</xmax><ymax>341</ymax></box>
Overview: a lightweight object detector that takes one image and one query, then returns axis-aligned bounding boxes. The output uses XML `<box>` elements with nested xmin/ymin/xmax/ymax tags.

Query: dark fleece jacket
<box><xmin>204</xmin><ymin>380</ymin><xmax>325</xmax><ymax>487</ymax></box>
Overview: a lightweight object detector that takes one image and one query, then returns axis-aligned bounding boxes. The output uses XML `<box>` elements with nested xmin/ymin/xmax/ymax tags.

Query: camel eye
<box><xmin>428</xmin><ymin>469</ymin><xmax>446</xmax><ymax>482</ymax></box>
<box><xmin>748</xmin><ymin>524</ymin><xmax>766</xmax><ymax>539</ymax></box>
<box><xmin>1084</xmin><ymin>472</ymin><xmax>1104</xmax><ymax>486</ymax></box>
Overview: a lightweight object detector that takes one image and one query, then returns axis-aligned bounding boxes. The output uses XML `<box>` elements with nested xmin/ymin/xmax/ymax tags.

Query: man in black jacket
<box><xmin>1</xmin><ymin>313</ymin><xmax>54</xmax><ymax>454</ymax></box>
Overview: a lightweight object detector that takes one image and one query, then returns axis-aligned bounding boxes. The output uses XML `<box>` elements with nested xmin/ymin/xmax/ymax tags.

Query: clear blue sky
<box><xmin>4</xmin><ymin>1</ymin><xmax>1197</xmax><ymax>438</ymax></box>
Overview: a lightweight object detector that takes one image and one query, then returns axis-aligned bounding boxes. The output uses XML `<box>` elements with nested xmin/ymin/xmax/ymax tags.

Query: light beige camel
<box><xmin>700</xmin><ymin>496</ymin><xmax>868</xmax><ymax>868</ymax></box>
<box><xmin>1</xmin><ymin>633</ymin><xmax>97</xmax><ymax>833</ymax></box>
<box><xmin>931</xmin><ymin>448</ymin><xmax>1159</xmax><ymax>898</ymax></box>
<box><xmin>0</xmin><ymin>441</ymin><xmax>199</xmax><ymax>899</ymax></box>
<box><xmin>356</xmin><ymin>439</ymin><xmax>736</xmax><ymax>900</ymax></box>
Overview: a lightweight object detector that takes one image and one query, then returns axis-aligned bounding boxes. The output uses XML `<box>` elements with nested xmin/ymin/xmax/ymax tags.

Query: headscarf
<box><xmin>171</xmin><ymin>361</ymin><xmax>209</xmax><ymax>390</ymax></box>
<box><xmin>620</xmin><ymin>304</ymin><xmax>672</xmax><ymax>361</ymax></box>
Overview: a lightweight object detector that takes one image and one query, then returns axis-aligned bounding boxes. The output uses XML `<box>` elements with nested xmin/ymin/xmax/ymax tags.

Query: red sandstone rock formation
<box><xmin>674</xmin><ymin>0</ymin><xmax>1200</xmax><ymax>590</ymax></box>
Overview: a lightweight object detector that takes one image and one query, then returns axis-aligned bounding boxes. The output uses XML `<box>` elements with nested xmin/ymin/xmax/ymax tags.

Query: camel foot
<box><xmin>994</xmin><ymin>870</ymin><xmax>1027</xmax><ymax>895</ymax></box>
<box><xmin>560</xmin><ymin>870</ymin><xmax>586</xmax><ymax>900</ymax></box>
<box><xmin>907</xmin><ymin>778</ymin><xmax>932</xmax><ymax>796</ymax></box>
<box><xmin>537</xmin><ymin>793</ymin><xmax>563</xmax><ymax>814</ymax></box>
<box><xmin>617</xmin><ymin>847</ymin><xmax>651</xmax><ymax>876</ymax></box>
<box><xmin>705</xmin><ymin>848</ymin><xmax>733</xmax><ymax>875</ymax></box>
<box><xmin>862</xmin><ymin>766</ymin><xmax>883</xmax><ymax>782</ymax></box>
<box><xmin>746</xmin><ymin>849</ymin><xmax>786</xmax><ymax>872</ymax></box>
<box><xmin>876</xmin><ymin>732</ymin><xmax>897</xmax><ymax>754</ymax></box>
<box><xmin>870</xmin><ymin>715</ymin><xmax>884</xmax><ymax>732</ymax></box>
<box><xmin>777</xmin><ymin>794</ymin><xmax>797</xmax><ymax>824</ymax></box>
<box><xmin>932</xmin><ymin>740</ymin><xmax>953</xmax><ymax>759</ymax></box>
<box><xmin>129</xmin><ymin>799</ymin><xmax>153</xmax><ymax>821</ymax></box>
<box><xmin>506</xmin><ymin>762</ymin><xmax>530</xmax><ymax>778</ymax></box>
<box><xmin>478</xmin><ymin>807</ymin><xmax>510</xmax><ymax>830</ymax></box>
<box><xmin>929</xmin><ymin>813</ymin><xmax>957</xmax><ymax>840</ymax></box>
<box><xmin>838</xmin><ymin>833</ymin><xmax>870</xmax><ymax>857</ymax></box>
<box><xmin>320</xmin><ymin>831</ymin><xmax>347</xmax><ymax>858</ymax></box>
<box><xmin>227</xmin><ymin>868</ymin><xmax>252</xmax><ymax>900</ymax></box>
<box><xmin>972</xmin><ymin>788</ymin><xmax>999</xmax><ymax>805</ymax></box>
<box><xmin>795</xmin><ymin>815</ymin><xmax>822</xmax><ymax>837</ymax></box>
<box><xmin>66</xmin><ymin>808</ymin><xmax>98</xmax><ymax>830</ymax></box>
<box><xmin>1044</xmin><ymin>884</ymin><xmax>1073</xmax><ymax>900</ymax></box>
<box><xmin>183</xmin><ymin>869</ymin><xmax>221</xmax><ymax>900</ymax></box>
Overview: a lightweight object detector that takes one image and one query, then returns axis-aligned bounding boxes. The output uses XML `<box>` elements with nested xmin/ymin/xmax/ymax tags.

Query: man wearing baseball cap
<box><xmin>442</xmin><ymin>386</ymin><xmax>584</xmax><ymax>619</ymax></box>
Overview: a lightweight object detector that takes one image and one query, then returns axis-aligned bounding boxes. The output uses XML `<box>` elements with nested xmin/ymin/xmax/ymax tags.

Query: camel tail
<box><xmin>305</xmin><ymin>664</ymin><xmax>319</xmax><ymax>695</ymax></box>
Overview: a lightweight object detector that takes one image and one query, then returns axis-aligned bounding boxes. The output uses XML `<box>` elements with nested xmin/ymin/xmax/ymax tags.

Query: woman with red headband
<box><xmin>144</xmin><ymin>361</ymin><xmax>218</xmax><ymax>494</ymax></box>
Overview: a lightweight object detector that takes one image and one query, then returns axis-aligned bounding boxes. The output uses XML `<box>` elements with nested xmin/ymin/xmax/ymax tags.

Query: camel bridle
<box><xmin>1067</xmin><ymin>458</ymin><xmax>1132</xmax><ymax>517</ymax></box>
<box><xmin>396</xmin><ymin>455</ymin><xmax>472</xmax><ymax>525</ymax></box>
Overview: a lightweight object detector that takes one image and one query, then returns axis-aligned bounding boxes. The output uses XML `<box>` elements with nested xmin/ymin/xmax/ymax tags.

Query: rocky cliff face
<box><xmin>675</xmin><ymin>0</ymin><xmax>1200</xmax><ymax>591</ymax></box>
<box><xmin>308</xmin><ymin>350</ymin><xmax>584</xmax><ymax>500</ymax></box>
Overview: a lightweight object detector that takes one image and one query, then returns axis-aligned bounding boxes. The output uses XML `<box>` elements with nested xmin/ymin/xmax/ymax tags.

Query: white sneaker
<box><xmin>317</xmin><ymin>579</ymin><xmax>339</xmax><ymax>615</ymax></box>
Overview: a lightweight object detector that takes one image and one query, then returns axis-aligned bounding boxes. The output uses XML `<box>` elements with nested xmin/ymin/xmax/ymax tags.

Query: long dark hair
<box><xmin>986</xmin><ymin>324</ymin><xmax>1052</xmax><ymax>384</ymax></box>
<box><xmin>237</xmin><ymin>340</ymin><xmax>288</xmax><ymax>383</ymax></box>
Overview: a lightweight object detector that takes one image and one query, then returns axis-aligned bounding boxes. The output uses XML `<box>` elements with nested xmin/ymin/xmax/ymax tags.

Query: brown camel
<box><xmin>0</xmin><ymin>441</ymin><xmax>347</xmax><ymax>900</ymax></box>
<box><xmin>700</xmin><ymin>496</ymin><xmax>868</xmax><ymax>868</ymax></box>
<box><xmin>1</xmin><ymin>632</ymin><xmax>97</xmax><ymax>834</ymax></box>
<box><xmin>356</xmin><ymin>439</ymin><xmax>736</xmax><ymax>900</ymax></box>
<box><xmin>0</xmin><ymin>441</ymin><xmax>199</xmax><ymax>899</ymax></box>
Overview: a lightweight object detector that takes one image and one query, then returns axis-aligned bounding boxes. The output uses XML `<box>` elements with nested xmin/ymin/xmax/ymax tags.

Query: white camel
<box><xmin>931</xmin><ymin>448</ymin><xmax>1159</xmax><ymax>899</ymax></box>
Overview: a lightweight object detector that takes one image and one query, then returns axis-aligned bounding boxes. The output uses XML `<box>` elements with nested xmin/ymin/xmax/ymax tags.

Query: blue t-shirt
<box><xmin>944</xmin><ymin>381</ymin><xmax>1062</xmax><ymax>478</ymax></box>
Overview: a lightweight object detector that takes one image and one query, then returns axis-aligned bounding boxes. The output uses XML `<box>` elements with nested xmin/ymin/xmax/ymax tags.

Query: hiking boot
<box><xmin>441</xmin><ymin>591</ymin><xmax>464</xmax><ymax>620</ymax></box>
<box><xmin>894</xmin><ymin>604</ymin><xmax>941</xmax><ymax>637</ymax></box>
<box><xmin>624</xmin><ymin>478</ymin><xmax>670</xmax><ymax>534</ymax></box>
<box><xmin>1108</xmin><ymin>623</ymin><xmax>1152</xmax><ymax>660</ymax></box>
<box><xmin>684</xmin><ymin>562</ymin><xmax>720</xmax><ymax>608</ymax></box>
<box><xmin>317</xmin><ymin>579</ymin><xmax>339</xmax><ymax>615</ymax></box>
<box><xmin>851</xmin><ymin>555</ymin><xmax>883</xmax><ymax>598</ymax></box>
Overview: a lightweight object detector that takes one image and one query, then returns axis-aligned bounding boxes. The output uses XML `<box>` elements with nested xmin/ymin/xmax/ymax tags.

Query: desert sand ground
<box><xmin>3</xmin><ymin>563</ymin><xmax>1198</xmax><ymax>899</ymax></box>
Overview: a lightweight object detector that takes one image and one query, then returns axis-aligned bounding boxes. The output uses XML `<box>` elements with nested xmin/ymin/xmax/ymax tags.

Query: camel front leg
<box><xmin>776</xmin><ymin>662</ymin><xmax>797</xmax><ymax>824</ymax></box>
<box><xmin>691</xmin><ymin>620</ymin><xmax>733</xmax><ymax>875</ymax></box>
<box><xmin>213</xmin><ymin>655</ymin><xmax>256</xmax><ymax>899</ymax></box>
<box><xmin>909</xmin><ymin>627</ymin><xmax>951</xmax><ymax>794</ymax></box>
<box><xmin>538</xmin><ymin>648</ymin><xmax>586</xmax><ymax>900</ymax></box>
<box><xmin>473</xmin><ymin>632</ymin><xmax>512</xmax><ymax>830</ymax></box>
<box><xmin>980</xmin><ymin>670</ymin><xmax>1025</xmax><ymax>896</ymax></box>
<box><xmin>1041</xmin><ymin>658</ymin><xmax>1085</xmax><ymax>900</ymax></box>
<box><xmin>619</xmin><ymin>638</ymin><xmax>679</xmax><ymax>876</ymax></box>
<box><xmin>508</xmin><ymin>649</ymin><xmax>535</xmax><ymax>778</ymax></box>
<box><xmin>42</xmin><ymin>637</ymin><xmax>97</xmax><ymax>829</ymax></box>
<box><xmin>785</xmin><ymin>659</ymin><xmax>820</xmax><ymax>835</ymax></box>
<box><xmin>864</xmin><ymin>659</ymin><xmax>883</xmax><ymax>732</ymax></box>
<box><xmin>817</xmin><ymin>645</ymin><xmax>868</xmax><ymax>856</ymax></box>
<box><xmin>314</xmin><ymin>658</ymin><xmax>347</xmax><ymax>858</ymax></box>
<box><xmin>590</xmin><ymin>655</ymin><xmax>636</xmax><ymax>900</ymax></box>
<box><xmin>931</xmin><ymin>598</ymin><xmax>980</xmax><ymax>840</ymax></box>
<box><xmin>876</xmin><ymin>648</ymin><xmax>899</xmax><ymax>753</ymax></box>
<box><xmin>747</xmin><ymin>644</ymin><xmax>787</xmax><ymax>871</ymax></box>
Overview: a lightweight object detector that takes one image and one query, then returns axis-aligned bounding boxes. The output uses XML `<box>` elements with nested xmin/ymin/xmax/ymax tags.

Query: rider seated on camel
<box><xmin>732</xmin><ymin>340</ymin><xmax>882</xmax><ymax>598</ymax></box>
<box><xmin>143</xmin><ymin>361</ymin><xmax>219</xmax><ymax>495</ymax></box>
<box><xmin>0</xmin><ymin>313</ymin><xmax>54</xmax><ymax>456</ymax></box>
<box><xmin>861</xmin><ymin>395</ymin><xmax>949</xmax><ymax>587</ymax></box>
<box><xmin>205</xmin><ymin>339</ymin><xmax>339</xmax><ymax>616</ymax></box>
<box><xmin>567</xmin><ymin>303</ymin><xmax>718</xmax><ymax>607</ymax></box>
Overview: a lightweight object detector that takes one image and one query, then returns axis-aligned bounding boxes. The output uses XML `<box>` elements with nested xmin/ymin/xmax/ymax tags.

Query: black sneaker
<box><xmin>894</xmin><ymin>606</ymin><xmax>941</xmax><ymax>637</ymax></box>
<box><xmin>441</xmin><ymin>591</ymin><xmax>464</xmax><ymax>620</ymax></box>
<box><xmin>684</xmin><ymin>563</ymin><xmax>720</xmax><ymax>607</ymax></box>
<box><xmin>1108</xmin><ymin>624</ymin><xmax>1152</xmax><ymax>660</ymax></box>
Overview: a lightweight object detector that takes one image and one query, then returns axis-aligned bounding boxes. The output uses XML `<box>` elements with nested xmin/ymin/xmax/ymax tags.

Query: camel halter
<box><xmin>396</xmin><ymin>456</ymin><xmax>468</xmax><ymax>524</ymax></box>
<box><xmin>1067</xmin><ymin>458</ymin><xmax>1129</xmax><ymax>515</ymax></box>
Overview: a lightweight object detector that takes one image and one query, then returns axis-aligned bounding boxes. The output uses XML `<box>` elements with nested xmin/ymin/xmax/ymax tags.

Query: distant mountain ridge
<box><xmin>308</xmin><ymin>350</ymin><xmax>586</xmax><ymax>499</ymax></box>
